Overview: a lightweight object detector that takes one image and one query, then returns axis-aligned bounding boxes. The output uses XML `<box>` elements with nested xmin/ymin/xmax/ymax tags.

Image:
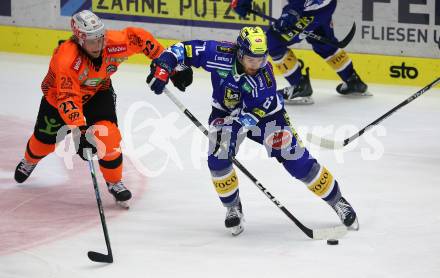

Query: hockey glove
<box><xmin>170</xmin><ymin>66</ymin><xmax>193</xmax><ymax>92</ymax></box>
<box><xmin>231</xmin><ymin>0</ymin><xmax>252</xmax><ymax>18</ymax></box>
<box><xmin>146</xmin><ymin>51</ymin><xmax>178</xmax><ymax>94</ymax></box>
<box><xmin>273</xmin><ymin>9</ymin><xmax>301</xmax><ymax>33</ymax></box>
<box><xmin>73</xmin><ymin>126</ymin><xmax>97</xmax><ymax>161</ymax></box>
<box><xmin>237</xmin><ymin>112</ymin><xmax>259</xmax><ymax>128</ymax></box>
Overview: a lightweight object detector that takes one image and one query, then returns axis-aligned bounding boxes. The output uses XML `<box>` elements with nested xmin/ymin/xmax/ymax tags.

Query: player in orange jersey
<box><xmin>14</xmin><ymin>10</ymin><xmax>192</xmax><ymax>204</ymax></box>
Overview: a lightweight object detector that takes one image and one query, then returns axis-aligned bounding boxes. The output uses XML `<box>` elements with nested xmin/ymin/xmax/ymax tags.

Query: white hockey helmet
<box><xmin>71</xmin><ymin>10</ymin><xmax>105</xmax><ymax>46</ymax></box>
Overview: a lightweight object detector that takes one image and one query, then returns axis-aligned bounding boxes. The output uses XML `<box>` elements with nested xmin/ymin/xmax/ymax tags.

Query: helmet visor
<box><xmin>241</xmin><ymin>54</ymin><xmax>267</xmax><ymax>70</ymax></box>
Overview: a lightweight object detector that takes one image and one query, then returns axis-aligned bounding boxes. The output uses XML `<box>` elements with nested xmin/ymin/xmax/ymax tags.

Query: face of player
<box><xmin>240</xmin><ymin>55</ymin><xmax>267</xmax><ymax>76</ymax></box>
<box><xmin>83</xmin><ymin>37</ymin><xmax>105</xmax><ymax>58</ymax></box>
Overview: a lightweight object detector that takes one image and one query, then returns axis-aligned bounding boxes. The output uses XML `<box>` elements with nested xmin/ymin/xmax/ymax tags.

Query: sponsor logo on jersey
<box><xmin>252</xmin><ymin>108</ymin><xmax>266</xmax><ymax>118</ymax></box>
<box><xmin>265</xmin><ymin>130</ymin><xmax>292</xmax><ymax>150</ymax></box>
<box><xmin>82</xmin><ymin>78</ymin><xmax>103</xmax><ymax>87</ymax></box>
<box><xmin>262</xmin><ymin>69</ymin><xmax>273</xmax><ymax>87</ymax></box>
<box><xmin>216</xmin><ymin>45</ymin><xmax>234</xmax><ymax>54</ymax></box>
<box><xmin>106</xmin><ymin>44</ymin><xmax>127</xmax><ymax>54</ymax></box>
<box><xmin>78</xmin><ymin>67</ymin><xmax>89</xmax><ymax>82</ymax></box>
<box><xmin>38</xmin><ymin>116</ymin><xmax>61</xmax><ymax>136</ymax></box>
<box><xmin>71</xmin><ymin>56</ymin><xmax>82</xmax><ymax>72</ymax></box>
<box><xmin>106</xmin><ymin>65</ymin><xmax>118</xmax><ymax>74</ymax></box>
<box><xmin>224</xmin><ymin>87</ymin><xmax>241</xmax><ymax>109</ymax></box>
<box><xmin>216</xmin><ymin>69</ymin><xmax>229</xmax><ymax>79</ymax></box>
<box><xmin>106</xmin><ymin>57</ymin><xmax>128</xmax><ymax>64</ymax></box>
<box><xmin>185</xmin><ymin>45</ymin><xmax>193</xmax><ymax>58</ymax></box>
<box><xmin>242</xmin><ymin>82</ymin><xmax>252</xmax><ymax>93</ymax></box>
<box><xmin>211</xmin><ymin>117</ymin><xmax>226</xmax><ymax>127</ymax></box>
<box><xmin>215</xmin><ymin>55</ymin><xmax>232</xmax><ymax>63</ymax></box>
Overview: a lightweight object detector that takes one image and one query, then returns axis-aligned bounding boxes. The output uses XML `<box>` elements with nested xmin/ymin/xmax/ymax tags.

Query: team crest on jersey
<box><xmin>216</xmin><ymin>45</ymin><xmax>234</xmax><ymax>54</ymax></box>
<box><xmin>265</xmin><ymin>130</ymin><xmax>292</xmax><ymax>150</ymax></box>
<box><xmin>224</xmin><ymin>87</ymin><xmax>241</xmax><ymax>109</ymax></box>
<box><xmin>106</xmin><ymin>44</ymin><xmax>127</xmax><ymax>54</ymax></box>
<box><xmin>71</xmin><ymin>56</ymin><xmax>82</xmax><ymax>72</ymax></box>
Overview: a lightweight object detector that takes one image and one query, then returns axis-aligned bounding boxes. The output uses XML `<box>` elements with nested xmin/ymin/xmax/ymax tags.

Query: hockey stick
<box><xmin>85</xmin><ymin>150</ymin><xmax>113</xmax><ymax>263</ymax></box>
<box><xmin>163</xmin><ymin>88</ymin><xmax>347</xmax><ymax>240</ymax></box>
<box><xmin>306</xmin><ymin>77</ymin><xmax>440</xmax><ymax>149</ymax></box>
<box><xmin>248</xmin><ymin>9</ymin><xmax>356</xmax><ymax>49</ymax></box>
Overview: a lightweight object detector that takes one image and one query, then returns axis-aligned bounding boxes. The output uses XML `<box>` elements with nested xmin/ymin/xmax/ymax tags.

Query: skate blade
<box><xmin>116</xmin><ymin>200</ymin><xmax>130</xmax><ymax>209</ymax></box>
<box><xmin>230</xmin><ymin>225</ymin><xmax>244</xmax><ymax>236</ymax></box>
<box><xmin>341</xmin><ymin>91</ymin><xmax>373</xmax><ymax>97</ymax></box>
<box><xmin>284</xmin><ymin>96</ymin><xmax>314</xmax><ymax>105</ymax></box>
<box><xmin>348</xmin><ymin>217</ymin><xmax>359</xmax><ymax>231</ymax></box>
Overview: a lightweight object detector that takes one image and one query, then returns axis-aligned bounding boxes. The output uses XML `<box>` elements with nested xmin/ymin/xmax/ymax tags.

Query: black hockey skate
<box><xmin>14</xmin><ymin>159</ymin><xmax>37</xmax><ymax>183</ymax></box>
<box><xmin>278</xmin><ymin>66</ymin><xmax>313</xmax><ymax>105</ymax></box>
<box><xmin>336</xmin><ymin>71</ymin><xmax>371</xmax><ymax>96</ymax></box>
<box><xmin>107</xmin><ymin>181</ymin><xmax>132</xmax><ymax>208</ymax></box>
<box><xmin>225</xmin><ymin>200</ymin><xmax>244</xmax><ymax>236</ymax></box>
<box><xmin>332</xmin><ymin>197</ymin><xmax>359</xmax><ymax>231</ymax></box>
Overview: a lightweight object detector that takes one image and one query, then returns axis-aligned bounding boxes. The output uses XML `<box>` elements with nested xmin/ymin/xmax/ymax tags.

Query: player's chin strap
<box><xmin>163</xmin><ymin>87</ymin><xmax>347</xmax><ymax>240</ymax></box>
<box><xmin>306</xmin><ymin>77</ymin><xmax>440</xmax><ymax>149</ymax></box>
<box><xmin>248</xmin><ymin>9</ymin><xmax>356</xmax><ymax>49</ymax></box>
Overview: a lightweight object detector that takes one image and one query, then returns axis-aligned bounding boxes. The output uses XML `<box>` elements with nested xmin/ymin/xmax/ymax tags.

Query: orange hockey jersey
<box><xmin>41</xmin><ymin>27</ymin><xmax>164</xmax><ymax>127</ymax></box>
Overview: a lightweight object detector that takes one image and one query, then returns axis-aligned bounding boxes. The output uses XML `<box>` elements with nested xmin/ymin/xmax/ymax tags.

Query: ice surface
<box><xmin>0</xmin><ymin>53</ymin><xmax>439</xmax><ymax>278</ymax></box>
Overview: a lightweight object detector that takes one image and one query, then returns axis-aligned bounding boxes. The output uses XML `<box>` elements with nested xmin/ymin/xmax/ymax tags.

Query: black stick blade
<box><xmin>88</xmin><ymin>251</ymin><xmax>113</xmax><ymax>263</ymax></box>
<box><xmin>337</xmin><ymin>23</ymin><xmax>356</xmax><ymax>48</ymax></box>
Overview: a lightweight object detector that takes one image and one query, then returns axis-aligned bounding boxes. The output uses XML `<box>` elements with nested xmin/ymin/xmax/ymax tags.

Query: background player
<box><xmin>146</xmin><ymin>26</ymin><xmax>359</xmax><ymax>235</ymax></box>
<box><xmin>14</xmin><ymin>10</ymin><xmax>191</xmax><ymax>205</ymax></box>
<box><xmin>232</xmin><ymin>0</ymin><xmax>369</xmax><ymax>104</ymax></box>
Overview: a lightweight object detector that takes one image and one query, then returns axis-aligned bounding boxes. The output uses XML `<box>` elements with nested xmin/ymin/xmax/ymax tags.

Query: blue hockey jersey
<box><xmin>286</xmin><ymin>0</ymin><xmax>334</xmax><ymax>13</ymax></box>
<box><xmin>173</xmin><ymin>40</ymin><xmax>283</xmax><ymax>125</ymax></box>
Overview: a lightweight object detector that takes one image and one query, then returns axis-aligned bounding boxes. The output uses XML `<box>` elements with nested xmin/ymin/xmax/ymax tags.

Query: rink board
<box><xmin>0</xmin><ymin>25</ymin><xmax>439</xmax><ymax>88</ymax></box>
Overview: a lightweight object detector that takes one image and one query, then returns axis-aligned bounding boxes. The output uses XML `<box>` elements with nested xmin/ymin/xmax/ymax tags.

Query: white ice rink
<box><xmin>0</xmin><ymin>53</ymin><xmax>439</xmax><ymax>278</ymax></box>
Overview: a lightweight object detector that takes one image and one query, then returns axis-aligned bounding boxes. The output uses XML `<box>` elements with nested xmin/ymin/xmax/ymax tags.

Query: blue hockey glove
<box><xmin>273</xmin><ymin>9</ymin><xmax>300</xmax><ymax>33</ymax></box>
<box><xmin>231</xmin><ymin>0</ymin><xmax>252</xmax><ymax>18</ymax></box>
<box><xmin>237</xmin><ymin>111</ymin><xmax>259</xmax><ymax>128</ymax></box>
<box><xmin>147</xmin><ymin>51</ymin><xmax>178</xmax><ymax>94</ymax></box>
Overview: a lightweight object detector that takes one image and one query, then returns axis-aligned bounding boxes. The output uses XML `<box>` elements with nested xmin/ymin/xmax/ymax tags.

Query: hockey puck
<box><xmin>327</xmin><ymin>239</ymin><xmax>339</xmax><ymax>245</ymax></box>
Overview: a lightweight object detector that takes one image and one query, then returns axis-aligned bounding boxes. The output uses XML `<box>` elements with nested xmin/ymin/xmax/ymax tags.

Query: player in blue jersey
<box><xmin>232</xmin><ymin>0</ymin><xmax>369</xmax><ymax>104</ymax></box>
<box><xmin>146</xmin><ymin>26</ymin><xmax>359</xmax><ymax>235</ymax></box>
